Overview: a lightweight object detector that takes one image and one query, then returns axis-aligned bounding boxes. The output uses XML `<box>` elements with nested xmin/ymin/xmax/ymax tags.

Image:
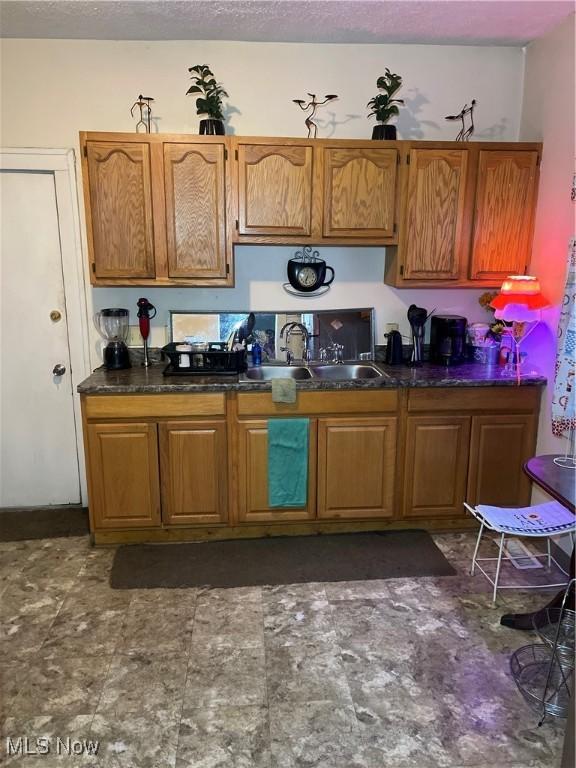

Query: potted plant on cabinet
<box><xmin>186</xmin><ymin>64</ymin><xmax>228</xmax><ymax>135</ymax></box>
<box><xmin>367</xmin><ymin>69</ymin><xmax>404</xmax><ymax>140</ymax></box>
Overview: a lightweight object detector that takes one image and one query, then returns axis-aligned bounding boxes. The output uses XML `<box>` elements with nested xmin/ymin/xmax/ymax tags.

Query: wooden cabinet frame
<box><xmin>229</xmin><ymin>136</ymin><xmax>402</xmax><ymax>246</ymax></box>
<box><xmin>81</xmin><ymin>133</ymin><xmax>541</xmax><ymax>288</ymax></box>
<box><xmin>81</xmin><ymin>387</ymin><xmax>541</xmax><ymax>543</ymax></box>
<box><xmin>80</xmin><ymin>132</ymin><xmax>234</xmax><ymax>287</ymax></box>
<box><xmin>384</xmin><ymin>140</ymin><xmax>541</xmax><ymax>288</ymax></box>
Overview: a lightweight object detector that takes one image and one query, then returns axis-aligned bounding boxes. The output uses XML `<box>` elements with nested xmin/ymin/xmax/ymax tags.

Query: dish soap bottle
<box><xmin>251</xmin><ymin>340</ymin><xmax>262</xmax><ymax>367</ymax></box>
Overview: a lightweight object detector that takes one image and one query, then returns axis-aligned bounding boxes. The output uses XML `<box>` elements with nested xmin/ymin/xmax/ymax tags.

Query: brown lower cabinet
<box><xmin>159</xmin><ymin>421</ymin><xmax>228</xmax><ymax>526</ymax></box>
<box><xmin>81</xmin><ymin>387</ymin><xmax>540</xmax><ymax>542</ymax></box>
<box><xmin>402</xmin><ymin>416</ymin><xmax>471</xmax><ymax>518</ymax></box>
<box><xmin>86</xmin><ymin>422</ymin><xmax>161</xmax><ymax>529</ymax></box>
<box><xmin>317</xmin><ymin>417</ymin><xmax>397</xmax><ymax>519</ymax></box>
<box><xmin>467</xmin><ymin>414</ymin><xmax>536</xmax><ymax>506</ymax></box>
<box><xmin>236</xmin><ymin>419</ymin><xmax>318</xmax><ymax>523</ymax></box>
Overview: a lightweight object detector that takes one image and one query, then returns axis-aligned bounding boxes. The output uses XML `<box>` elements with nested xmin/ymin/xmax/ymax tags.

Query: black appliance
<box><xmin>136</xmin><ymin>298</ymin><xmax>157</xmax><ymax>368</ymax></box>
<box><xmin>94</xmin><ymin>308</ymin><xmax>131</xmax><ymax>370</ymax></box>
<box><xmin>430</xmin><ymin>315</ymin><xmax>468</xmax><ymax>365</ymax></box>
<box><xmin>385</xmin><ymin>330</ymin><xmax>404</xmax><ymax>365</ymax></box>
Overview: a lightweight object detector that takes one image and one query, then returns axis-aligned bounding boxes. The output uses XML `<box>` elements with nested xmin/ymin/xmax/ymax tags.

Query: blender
<box><xmin>94</xmin><ymin>308</ymin><xmax>131</xmax><ymax>370</ymax></box>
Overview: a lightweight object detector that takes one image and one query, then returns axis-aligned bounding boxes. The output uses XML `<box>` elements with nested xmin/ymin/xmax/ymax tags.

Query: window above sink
<box><xmin>169</xmin><ymin>309</ymin><xmax>375</xmax><ymax>365</ymax></box>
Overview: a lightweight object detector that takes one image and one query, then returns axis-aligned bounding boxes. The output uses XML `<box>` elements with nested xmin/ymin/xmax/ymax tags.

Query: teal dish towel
<box><xmin>268</xmin><ymin>418</ymin><xmax>309</xmax><ymax>508</ymax></box>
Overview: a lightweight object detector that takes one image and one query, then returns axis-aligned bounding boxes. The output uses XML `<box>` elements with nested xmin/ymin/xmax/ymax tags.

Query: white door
<box><xmin>0</xmin><ymin>169</ymin><xmax>81</xmax><ymax>506</ymax></box>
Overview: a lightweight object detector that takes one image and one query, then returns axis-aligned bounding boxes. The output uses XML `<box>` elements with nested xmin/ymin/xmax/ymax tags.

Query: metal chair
<box><xmin>464</xmin><ymin>500</ymin><xmax>576</xmax><ymax>603</ymax></box>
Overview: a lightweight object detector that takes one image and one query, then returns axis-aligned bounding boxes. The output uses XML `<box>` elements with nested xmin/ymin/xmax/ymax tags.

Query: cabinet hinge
<box><xmin>399</xmin><ymin>265</ymin><xmax>404</xmax><ymax>276</ymax></box>
<box><xmin>224</xmin><ymin>148</ymin><xmax>228</xmax><ymax>161</ymax></box>
<box><xmin>235</xmin><ymin>149</ymin><xmax>239</xmax><ymax>161</ymax></box>
<box><xmin>83</xmin><ymin>146</ymin><xmax>87</xmax><ymax>158</ymax></box>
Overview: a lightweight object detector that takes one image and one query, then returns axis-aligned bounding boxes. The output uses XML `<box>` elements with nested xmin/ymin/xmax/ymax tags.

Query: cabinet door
<box><xmin>237</xmin><ymin>143</ymin><xmax>313</xmax><ymax>236</ymax></box>
<box><xmin>85</xmin><ymin>141</ymin><xmax>155</xmax><ymax>278</ymax></box>
<box><xmin>403</xmin><ymin>416</ymin><xmax>470</xmax><ymax>517</ymax></box>
<box><xmin>236</xmin><ymin>420</ymin><xmax>317</xmax><ymax>523</ymax></box>
<box><xmin>317</xmin><ymin>418</ymin><xmax>397</xmax><ymax>519</ymax></box>
<box><xmin>400</xmin><ymin>149</ymin><xmax>468</xmax><ymax>280</ymax></box>
<box><xmin>159</xmin><ymin>421</ymin><xmax>228</xmax><ymax>526</ymax></box>
<box><xmin>467</xmin><ymin>414</ymin><xmax>536</xmax><ymax>507</ymax></box>
<box><xmin>322</xmin><ymin>148</ymin><xmax>398</xmax><ymax>238</ymax></box>
<box><xmin>164</xmin><ymin>142</ymin><xmax>228</xmax><ymax>278</ymax></box>
<box><xmin>469</xmin><ymin>150</ymin><xmax>539</xmax><ymax>280</ymax></box>
<box><xmin>86</xmin><ymin>423</ymin><xmax>160</xmax><ymax>529</ymax></box>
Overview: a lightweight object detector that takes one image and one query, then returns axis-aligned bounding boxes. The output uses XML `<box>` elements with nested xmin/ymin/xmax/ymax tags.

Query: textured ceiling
<box><xmin>0</xmin><ymin>0</ymin><xmax>573</xmax><ymax>45</ymax></box>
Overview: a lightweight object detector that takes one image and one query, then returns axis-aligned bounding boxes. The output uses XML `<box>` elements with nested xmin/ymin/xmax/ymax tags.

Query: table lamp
<box><xmin>490</xmin><ymin>275</ymin><xmax>549</xmax><ymax>383</ymax></box>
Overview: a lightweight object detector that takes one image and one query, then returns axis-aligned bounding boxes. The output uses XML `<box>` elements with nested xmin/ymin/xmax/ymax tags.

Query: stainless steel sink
<box><xmin>310</xmin><ymin>364</ymin><xmax>387</xmax><ymax>380</ymax></box>
<box><xmin>243</xmin><ymin>366</ymin><xmax>312</xmax><ymax>380</ymax></box>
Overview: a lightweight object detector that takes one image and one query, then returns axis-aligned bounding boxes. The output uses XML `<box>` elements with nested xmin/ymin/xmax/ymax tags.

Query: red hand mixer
<box><xmin>136</xmin><ymin>298</ymin><xmax>157</xmax><ymax>367</ymax></box>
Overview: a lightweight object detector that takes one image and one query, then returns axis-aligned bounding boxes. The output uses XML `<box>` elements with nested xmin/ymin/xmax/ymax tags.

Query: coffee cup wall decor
<box><xmin>285</xmin><ymin>247</ymin><xmax>335</xmax><ymax>295</ymax></box>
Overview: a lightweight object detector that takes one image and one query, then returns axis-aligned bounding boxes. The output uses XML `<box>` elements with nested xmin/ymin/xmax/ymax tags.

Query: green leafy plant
<box><xmin>186</xmin><ymin>64</ymin><xmax>228</xmax><ymax>120</ymax></box>
<box><xmin>367</xmin><ymin>69</ymin><xmax>404</xmax><ymax>124</ymax></box>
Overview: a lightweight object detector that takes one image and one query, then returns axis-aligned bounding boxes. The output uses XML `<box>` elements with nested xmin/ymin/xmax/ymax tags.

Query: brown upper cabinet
<box><xmin>399</xmin><ymin>148</ymin><xmax>468</xmax><ymax>281</ymax></box>
<box><xmin>84</xmin><ymin>141</ymin><xmax>156</xmax><ymax>280</ymax></box>
<box><xmin>80</xmin><ymin>132</ymin><xmax>233</xmax><ymax>287</ymax></box>
<box><xmin>385</xmin><ymin>142</ymin><xmax>541</xmax><ymax>288</ymax></box>
<box><xmin>236</xmin><ymin>141</ymin><xmax>314</xmax><ymax>237</ymax></box>
<box><xmin>80</xmin><ymin>133</ymin><xmax>541</xmax><ymax>288</ymax></box>
<box><xmin>163</xmin><ymin>143</ymin><xmax>229</xmax><ymax>280</ymax></box>
<box><xmin>469</xmin><ymin>150</ymin><xmax>539</xmax><ymax>281</ymax></box>
<box><xmin>231</xmin><ymin>138</ymin><xmax>400</xmax><ymax>245</ymax></box>
<box><xmin>322</xmin><ymin>147</ymin><xmax>398</xmax><ymax>239</ymax></box>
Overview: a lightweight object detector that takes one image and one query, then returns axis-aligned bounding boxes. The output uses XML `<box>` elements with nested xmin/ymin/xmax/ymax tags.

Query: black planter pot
<box><xmin>371</xmin><ymin>124</ymin><xmax>397</xmax><ymax>140</ymax></box>
<box><xmin>199</xmin><ymin>119</ymin><xmax>225</xmax><ymax>136</ymax></box>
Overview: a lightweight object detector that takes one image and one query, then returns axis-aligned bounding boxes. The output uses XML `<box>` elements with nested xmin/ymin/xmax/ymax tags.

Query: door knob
<box><xmin>52</xmin><ymin>364</ymin><xmax>66</xmax><ymax>376</ymax></box>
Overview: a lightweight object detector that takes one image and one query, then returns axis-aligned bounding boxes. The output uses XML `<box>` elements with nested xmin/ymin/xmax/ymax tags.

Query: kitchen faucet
<box><xmin>279</xmin><ymin>322</ymin><xmax>311</xmax><ymax>364</ymax></box>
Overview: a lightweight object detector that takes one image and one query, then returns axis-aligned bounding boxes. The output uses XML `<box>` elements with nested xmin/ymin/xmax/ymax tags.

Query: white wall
<box><xmin>520</xmin><ymin>14</ymin><xmax>576</xmax><ymax>462</ymax></box>
<box><xmin>1</xmin><ymin>39</ymin><xmax>526</xmax><ymax>368</ymax></box>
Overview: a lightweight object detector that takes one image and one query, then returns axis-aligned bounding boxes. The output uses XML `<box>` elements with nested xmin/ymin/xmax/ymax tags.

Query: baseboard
<box><xmin>0</xmin><ymin>505</ymin><xmax>89</xmax><ymax>541</ymax></box>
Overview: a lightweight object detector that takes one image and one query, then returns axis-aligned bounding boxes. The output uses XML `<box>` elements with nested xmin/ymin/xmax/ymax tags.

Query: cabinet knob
<box><xmin>52</xmin><ymin>364</ymin><xmax>66</xmax><ymax>376</ymax></box>
<box><xmin>50</xmin><ymin>310</ymin><xmax>62</xmax><ymax>322</ymax></box>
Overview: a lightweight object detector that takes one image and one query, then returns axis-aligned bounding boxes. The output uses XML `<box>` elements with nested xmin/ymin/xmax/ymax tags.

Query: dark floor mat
<box><xmin>0</xmin><ymin>506</ymin><xmax>89</xmax><ymax>541</ymax></box>
<box><xmin>110</xmin><ymin>530</ymin><xmax>456</xmax><ymax>589</ymax></box>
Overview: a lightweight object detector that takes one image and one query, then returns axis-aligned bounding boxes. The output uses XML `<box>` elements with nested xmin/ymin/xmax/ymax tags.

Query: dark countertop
<box><xmin>77</xmin><ymin>362</ymin><xmax>546</xmax><ymax>394</ymax></box>
<box><xmin>524</xmin><ymin>455</ymin><xmax>576</xmax><ymax>513</ymax></box>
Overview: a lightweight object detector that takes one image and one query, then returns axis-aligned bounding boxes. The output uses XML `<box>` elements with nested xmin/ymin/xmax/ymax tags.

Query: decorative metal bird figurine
<box><xmin>292</xmin><ymin>93</ymin><xmax>338</xmax><ymax>138</ymax></box>
<box><xmin>445</xmin><ymin>99</ymin><xmax>476</xmax><ymax>141</ymax></box>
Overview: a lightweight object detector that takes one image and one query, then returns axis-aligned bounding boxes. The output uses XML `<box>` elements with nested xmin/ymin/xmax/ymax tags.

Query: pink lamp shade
<box><xmin>490</xmin><ymin>275</ymin><xmax>549</xmax><ymax>321</ymax></box>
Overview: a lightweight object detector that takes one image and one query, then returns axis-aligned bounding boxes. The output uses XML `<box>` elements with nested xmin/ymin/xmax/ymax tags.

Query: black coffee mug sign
<box><xmin>287</xmin><ymin>248</ymin><xmax>335</xmax><ymax>293</ymax></box>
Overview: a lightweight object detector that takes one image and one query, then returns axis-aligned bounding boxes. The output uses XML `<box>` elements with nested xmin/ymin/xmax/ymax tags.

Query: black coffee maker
<box><xmin>430</xmin><ymin>315</ymin><xmax>467</xmax><ymax>365</ymax></box>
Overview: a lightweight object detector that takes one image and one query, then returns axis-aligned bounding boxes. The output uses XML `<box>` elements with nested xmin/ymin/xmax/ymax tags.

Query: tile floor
<box><xmin>0</xmin><ymin>532</ymin><xmax>567</xmax><ymax>767</ymax></box>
